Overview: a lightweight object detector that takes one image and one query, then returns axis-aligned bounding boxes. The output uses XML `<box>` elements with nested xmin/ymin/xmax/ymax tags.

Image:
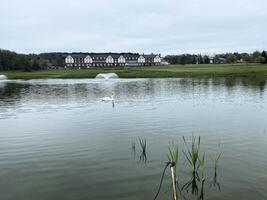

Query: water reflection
<box><xmin>139</xmin><ymin>151</ymin><xmax>147</xmax><ymax>162</ymax></box>
<box><xmin>131</xmin><ymin>142</ymin><xmax>136</xmax><ymax>159</ymax></box>
<box><xmin>211</xmin><ymin>167</ymin><xmax>221</xmax><ymax>192</ymax></box>
<box><xmin>182</xmin><ymin>172</ymin><xmax>200</xmax><ymax>196</ymax></box>
<box><xmin>0</xmin><ymin>77</ymin><xmax>267</xmax><ymax>200</ymax></box>
<box><xmin>138</xmin><ymin>138</ymin><xmax>147</xmax><ymax>163</ymax></box>
<box><xmin>0</xmin><ymin>77</ymin><xmax>266</xmax><ymax>110</ymax></box>
<box><xmin>177</xmin><ymin>166</ymin><xmax>221</xmax><ymax>200</ymax></box>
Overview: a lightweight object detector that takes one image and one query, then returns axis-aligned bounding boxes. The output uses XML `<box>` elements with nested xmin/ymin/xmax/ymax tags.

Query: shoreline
<box><xmin>1</xmin><ymin>64</ymin><xmax>267</xmax><ymax>80</ymax></box>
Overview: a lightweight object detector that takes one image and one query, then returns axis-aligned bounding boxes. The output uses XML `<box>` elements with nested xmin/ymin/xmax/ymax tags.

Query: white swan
<box><xmin>100</xmin><ymin>94</ymin><xmax>114</xmax><ymax>101</ymax></box>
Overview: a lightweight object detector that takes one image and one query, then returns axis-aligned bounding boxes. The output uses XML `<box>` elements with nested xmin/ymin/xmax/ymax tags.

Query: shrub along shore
<box><xmin>2</xmin><ymin>64</ymin><xmax>267</xmax><ymax>79</ymax></box>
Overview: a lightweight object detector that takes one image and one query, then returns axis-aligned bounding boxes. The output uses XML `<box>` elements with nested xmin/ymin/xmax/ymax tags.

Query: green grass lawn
<box><xmin>2</xmin><ymin>63</ymin><xmax>267</xmax><ymax>79</ymax></box>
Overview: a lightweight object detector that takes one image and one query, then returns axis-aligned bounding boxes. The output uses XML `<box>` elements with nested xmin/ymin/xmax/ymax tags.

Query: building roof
<box><xmin>71</xmin><ymin>54</ymin><xmax>85</xmax><ymax>59</ymax></box>
<box><xmin>144</xmin><ymin>54</ymin><xmax>158</xmax><ymax>58</ymax></box>
<box><xmin>67</xmin><ymin>53</ymin><xmax>160</xmax><ymax>60</ymax></box>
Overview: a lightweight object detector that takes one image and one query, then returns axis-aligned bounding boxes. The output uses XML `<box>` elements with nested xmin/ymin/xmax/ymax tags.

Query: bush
<box><xmin>227</xmin><ymin>54</ymin><xmax>237</xmax><ymax>63</ymax></box>
<box><xmin>255</xmin><ymin>56</ymin><xmax>266</xmax><ymax>64</ymax></box>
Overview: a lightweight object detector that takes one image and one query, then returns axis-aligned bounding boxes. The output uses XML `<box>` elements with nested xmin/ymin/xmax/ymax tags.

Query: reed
<box><xmin>211</xmin><ymin>153</ymin><xmax>222</xmax><ymax>192</ymax></box>
<box><xmin>138</xmin><ymin>137</ymin><xmax>147</xmax><ymax>161</ymax></box>
<box><xmin>213</xmin><ymin>153</ymin><xmax>222</xmax><ymax>171</ymax></box>
<box><xmin>198</xmin><ymin>153</ymin><xmax>205</xmax><ymax>180</ymax></box>
<box><xmin>168</xmin><ymin>145</ymin><xmax>179</xmax><ymax>166</ymax></box>
<box><xmin>182</xmin><ymin>135</ymin><xmax>201</xmax><ymax>174</ymax></box>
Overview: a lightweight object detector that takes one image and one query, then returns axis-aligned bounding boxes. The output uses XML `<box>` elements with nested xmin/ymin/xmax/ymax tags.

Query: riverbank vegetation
<box><xmin>2</xmin><ymin>63</ymin><xmax>267</xmax><ymax>79</ymax></box>
<box><xmin>164</xmin><ymin>51</ymin><xmax>267</xmax><ymax>65</ymax></box>
<box><xmin>1</xmin><ymin>48</ymin><xmax>267</xmax><ymax>79</ymax></box>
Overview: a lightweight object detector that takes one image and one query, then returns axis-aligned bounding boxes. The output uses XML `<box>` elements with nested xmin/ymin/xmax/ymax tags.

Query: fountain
<box><xmin>95</xmin><ymin>73</ymin><xmax>119</xmax><ymax>79</ymax></box>
<box><xmin>0</xmin><ymin>75</ymin><xmax>7</xmax><ymax>80</ymax></box>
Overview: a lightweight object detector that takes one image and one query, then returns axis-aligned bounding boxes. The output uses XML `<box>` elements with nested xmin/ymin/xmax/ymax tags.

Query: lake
<box><xmin>0</xmin><ymin>78</ymin><xmax>267</xmax><ymax>200</ymax></box>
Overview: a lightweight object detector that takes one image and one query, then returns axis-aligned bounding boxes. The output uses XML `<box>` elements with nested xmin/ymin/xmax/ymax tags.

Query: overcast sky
<box><xmin>0</xmin><ymin>0</ymin><xmax>266</xmax><ymax>55</ymax></box>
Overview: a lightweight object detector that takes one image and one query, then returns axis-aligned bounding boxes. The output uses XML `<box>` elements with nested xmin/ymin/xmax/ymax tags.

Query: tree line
<box><xmin>0</xmin><ymin>49</ymin><xmax>47</xmax><ymax>71</ymax></box>
<box><xmin>0</xmin><ymin>49</ymin><xmax>267</xmax><ymax>71</ymax></box>
<box><xmin>164</xmin><ymin>51</ymin><xmax>267</xmax><ymax>65</ymax></box>
<box><xmin>0</xmin><ymin>49</ymin><xmax>68</xmax><ymax>71</ymax></box>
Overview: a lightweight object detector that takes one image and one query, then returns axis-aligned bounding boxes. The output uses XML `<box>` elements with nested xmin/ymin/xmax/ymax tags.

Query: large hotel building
<box><xmin>65</xmin><ymin>53</ymin><xmax>161</xmax><ymax>68</ymax></box>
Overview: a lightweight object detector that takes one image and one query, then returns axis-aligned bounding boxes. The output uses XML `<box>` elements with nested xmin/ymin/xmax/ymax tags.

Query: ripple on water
<box><xmin>0</xmin><ymin>78</ymin><xmax>267</xmax><ymax>200</ymax></box>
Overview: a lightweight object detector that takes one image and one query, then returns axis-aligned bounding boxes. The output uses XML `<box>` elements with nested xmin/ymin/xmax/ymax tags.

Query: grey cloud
<box><xmin>0</xmin><ymin>0</ymin><xmax>266</xmax><ymax>54</ymax></box>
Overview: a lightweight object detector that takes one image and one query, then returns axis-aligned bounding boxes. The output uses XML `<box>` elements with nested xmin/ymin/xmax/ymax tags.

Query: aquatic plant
<box><xmin>138</xmin><ymin>137</ymin><xmax>146</xmax><ymax>154</ymax></box>
<box><xmin>213</xmin><ymin>153</ymin><xmax>222</xmax><ymax>171</ymax></box>
<box><xmin>210</xmin><ymin>153</ymin><xmax>222</xmax><ymax>191</ymax></box>
<box><xmin>182</xmin><ymin>135</ymin><xmax>201</xmax><ymax>174</ymax></box>
<box><xmin>138</xmin><ymin>137</ymin><xmax>147</xmax><ymax>161</ymax></box>
<box><xmin>198</xmin><ymin>153</ymin><xmax>205</xmax><ymax>180</ymax></box>
<box><xmin>198</xmin><ymin>153</ymin><xmax>206</xmax><ymax>199</ymax></box>
<box><xmin>198</xmin><ymin>153</ymin><xmax>205</xmax><ymax>172</ymax></box>
<box><xmin>211</xmin><ymin>168</ymin><xmax>221</xmax><ymax>192</ymax></box>
<box><xmin>182</xmin><ymin>153</ymin><xmax>205</xmax><ymax>197</ymax></box>
<box><xmin>131</xmin><ymin>141</ymin><xmax>136</xmax><ymax>158</ymax></box>
<box><xmin>199</xmin><ymin>177</ymin><xmax>205</xmax><ymax>200</ymax></box>
<box><xmin>182</xmin><ymin>172</ymin><xmax>199</xmax><ymax>196</ymax></box>
<box><xmin>168</xmin><ymin>145</ymin><xmax>179</xmax><ymax>167</ymax></box>
<box><xmin>152</xmin><ymin>136</ymin><xmax>223</xmax><ymax>200</ymax></box>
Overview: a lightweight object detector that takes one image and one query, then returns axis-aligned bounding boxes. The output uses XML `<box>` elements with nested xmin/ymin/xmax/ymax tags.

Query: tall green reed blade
<box><xmin>199</xmin><ymin>153</ymin><xmax>205</xmax><ymax>172</ymax></box>
<box><xmin>182</xmin><ymin>135</ymin><xmax>201</xmax><ymax>173</ymax></box>
<box><xmin>168</xmin><ymin>145</ymin><xmax>179</xmax><ymax>167</ymax></box>
<box><xmin>211</xmin><ymin>153</ymin><xmax>222</xmax><ymax>192</ymax></box>
<box><xmin>198</xmin><ymin>153</ymin><xmax>205</xmax><ymax>180</ymax></box>
<box><xmin>214</xmin><ymin>152</ymin><xmax>222</xmax><ymax>171</ymax></box>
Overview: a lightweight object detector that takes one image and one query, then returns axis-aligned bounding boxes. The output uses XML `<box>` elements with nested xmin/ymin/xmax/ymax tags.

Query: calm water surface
<box><xmin>0</xmin><ymin>78</ymin><xmax>267</xmax><ymax>200</ymax></box>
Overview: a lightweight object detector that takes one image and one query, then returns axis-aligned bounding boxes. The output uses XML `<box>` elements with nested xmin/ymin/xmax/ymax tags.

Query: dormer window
<box><xmin>106</xmin><ymin>56</ymin><xmax>114</xmax><ymax>63</ymax></box>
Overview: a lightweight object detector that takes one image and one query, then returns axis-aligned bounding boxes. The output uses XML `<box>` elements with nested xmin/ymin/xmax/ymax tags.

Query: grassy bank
<box><xmin>2</xmin><ymin>64</ymin><xmax>267</xmax><ymax>79</ymax></box>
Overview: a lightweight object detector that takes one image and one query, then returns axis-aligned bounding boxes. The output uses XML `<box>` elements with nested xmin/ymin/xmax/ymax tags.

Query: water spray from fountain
<box><xmin>0</xmin><ymin>75</ymin><xmax>7</xmax><ymax>80</ymax></box>
<box><xmin>95</xmin><ymin>73</ymin><xmax>119</xmax><ymax>79</ymax></box>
